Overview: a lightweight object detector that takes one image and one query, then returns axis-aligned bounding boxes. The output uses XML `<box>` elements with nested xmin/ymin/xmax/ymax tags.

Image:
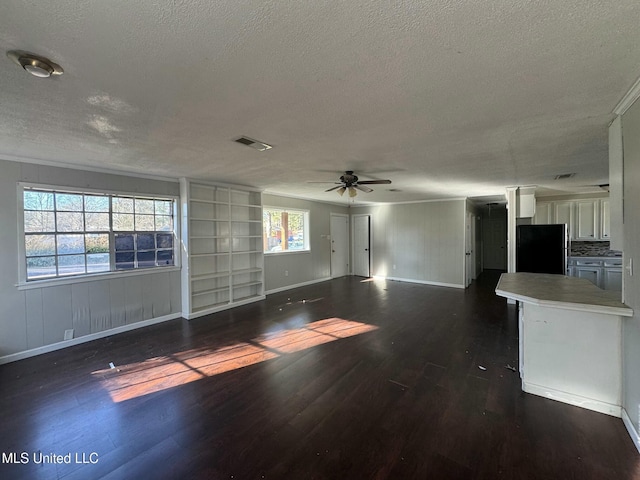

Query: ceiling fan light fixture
<box><xmin>7</xmin><ymin>50</ymin><xmax>64</xmax><ymax>78</ymax></box>
<box><xmin>23</xmin><ymin>59</ymin><xmax>54</xmax><ymax>77</ymax></box>
<box><xmin>317</xmin><ymin>171</ymin><xmax>392</xmax><ymax>197</ymax></box>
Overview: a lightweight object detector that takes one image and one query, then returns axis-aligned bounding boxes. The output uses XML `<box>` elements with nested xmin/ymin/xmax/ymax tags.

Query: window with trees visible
<box><xmin>263</xmin><ymin>208</ymin><xmax>309</xmax><ymax>253</ymax></box>
<box><xmin>21</xmin><ymin>186</ymin><xmax>177</xmax><ymax>281</ymax></box>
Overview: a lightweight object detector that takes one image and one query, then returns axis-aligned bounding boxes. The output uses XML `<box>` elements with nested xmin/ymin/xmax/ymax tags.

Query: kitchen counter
<box><xmin>495</xmin><ymin>272</ymin><xmax>632</xmax><ymax>417</ymax></box>
<box><xmin>495</xmin><ymin>272</ymin><xmax>631</xmax><ymax>316</ymax></box>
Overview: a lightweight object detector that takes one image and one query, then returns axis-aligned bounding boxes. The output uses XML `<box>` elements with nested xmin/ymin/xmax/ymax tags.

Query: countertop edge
<box><xmin>495</xmin><ymin>287</ymin><xmax>633</xmax><ymax>317</ymax></box>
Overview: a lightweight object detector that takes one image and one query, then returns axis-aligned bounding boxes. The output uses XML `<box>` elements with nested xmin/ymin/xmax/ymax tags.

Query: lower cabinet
<box><xmin>575</xmin><ymin>266</ymin><xmax>601</xmax><ymax>286</ymax></box>
<box><xmin>567</xmin><ymin>257</ymin><xmax>622</xmax><ymax>291</ymax></box>
<box><xmin>603</xmin><ymin>268</ymin><xmax>623</xmax><ymax>291</ymax></box>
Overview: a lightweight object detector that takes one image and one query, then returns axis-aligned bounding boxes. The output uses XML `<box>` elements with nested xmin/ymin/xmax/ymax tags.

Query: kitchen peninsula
<box><xmin>496</xmin><ymin>273</ymin><xmax>632</xmax><ymax>417</ymax></box>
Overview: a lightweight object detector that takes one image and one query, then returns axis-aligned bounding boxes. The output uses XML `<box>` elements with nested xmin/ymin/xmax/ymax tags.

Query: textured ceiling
<box><xmin>1</xmin><ymin>1</ymin><xmax>639</xmax><ymax>205</ymax></box>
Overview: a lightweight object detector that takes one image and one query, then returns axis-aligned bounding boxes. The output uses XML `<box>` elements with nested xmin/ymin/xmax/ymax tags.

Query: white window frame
<box><xmin>263</xmin><ymin>207</ymin><xmax>310</xmax><ymax>254</ymax></box>
<box><xmin>17</xmin><ymin>182</ymin><xmax>180</xmax><ymax>288</ymax></box>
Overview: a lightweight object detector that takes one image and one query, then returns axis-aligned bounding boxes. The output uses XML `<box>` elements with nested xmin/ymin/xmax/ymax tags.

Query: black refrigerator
<box><xmin>516</xmin><ymin>224</ymin><xmax>568</xmax><ymax>274</ymax></box>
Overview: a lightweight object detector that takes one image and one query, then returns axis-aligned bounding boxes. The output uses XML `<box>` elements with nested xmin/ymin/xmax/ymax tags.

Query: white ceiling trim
<box><xmin>613</xmin><ymin>74</ymin><xmax>640</xmax><ymax>116</ymax></box>
<box><xmin>350</xmin><ymin>197</ymin><xmax>468</xmax><ymax>207</ymax></box>
<box><xmin>1</xmin><ymin>154</ymin><xmax>180</xmax><ymax>183</ymax></box>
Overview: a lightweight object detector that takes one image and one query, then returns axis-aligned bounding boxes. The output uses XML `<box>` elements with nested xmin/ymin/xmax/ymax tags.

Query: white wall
<box><xmin>0</xmin><ymin>159</ymin><xmax>181</xmax><ymax>361</ymax></box>
<box><xmin>263</xmin><ymin>194</ymin><xmax>349</xmax><ymax>293</ymax></box>
<box><xmin>352</xmin><ymin>200</ymin><xmax>466</xmax><ymax>288</ymax></box>
<box><xmin>621</xmin><ymin>98</ymin><xmax>640</xmax><ymax>439</ymax></box>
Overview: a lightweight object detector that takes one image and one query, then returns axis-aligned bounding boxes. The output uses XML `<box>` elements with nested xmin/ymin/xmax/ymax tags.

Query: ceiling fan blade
<box><xmin>325</xmin><ymin>185</ymin><xmax>343</xmax><ymax>192</ymax></box>
<box><xmin>355</xmin><ymin>184</ymin><xmax>373</xmax><ymax>193</ymax></box>
<box><xmin>357</xmin><ymin>179</ymin><xmax>392</xmax><ymax>185</ymax></box>
<box><xmin>308</xmin><ymin>181</ymin><xmax>341</xmax><ymax>184</ymax></box>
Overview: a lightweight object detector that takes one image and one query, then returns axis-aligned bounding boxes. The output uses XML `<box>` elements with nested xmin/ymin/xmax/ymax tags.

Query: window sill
<box><xmin>16</xmin><ymin>266</ymin><xmax>181</xmax><ymax>291</ymax></box>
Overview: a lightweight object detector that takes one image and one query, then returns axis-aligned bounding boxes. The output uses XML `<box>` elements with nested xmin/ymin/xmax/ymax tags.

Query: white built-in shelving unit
<box><xmin>180</xmin><ymin>179</ymin><xmax>264</xmax><ymax>319</ymax></box>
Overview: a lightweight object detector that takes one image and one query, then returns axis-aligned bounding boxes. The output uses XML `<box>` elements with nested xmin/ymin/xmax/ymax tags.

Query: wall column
<box><xmin>505</xmin><ymin>187</ymin><xmax>518</xmax><ymax>274</ymax></box>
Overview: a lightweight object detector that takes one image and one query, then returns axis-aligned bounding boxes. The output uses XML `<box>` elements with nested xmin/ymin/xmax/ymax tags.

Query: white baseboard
<box><xmin>0</xmin><ymin>312</ymin><xmax>182</xmax><ymax>365</ymax></box>
<box><xmin>523</xmin><ymin>381</ymin><xmax>621</xmax><ymax>417</ymax></box>
<box><xmin>265</xmin><ymin>277</ymin><xmax>332</xmax><ymax>295</ymax></box>
<box><xmin>622</xmin><ymin>408</ymin><xmax>640</xmax><ymax>454</ymax></box>
<box><xmin>372</xmin><ymin>275</ymin><xmax>465</xmax><ymax>289</ymax></box>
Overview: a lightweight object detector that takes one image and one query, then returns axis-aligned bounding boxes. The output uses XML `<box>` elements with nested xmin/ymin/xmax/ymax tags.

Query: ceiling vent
<box><xmin>554</xmin><ymin>173</ymin><xmax>575</xmax><ymax>180</ymax></box>
<box><xmin>234</xmin><ymin>136</ymin><xmax>272</xmax><ymax>151</ymax></box>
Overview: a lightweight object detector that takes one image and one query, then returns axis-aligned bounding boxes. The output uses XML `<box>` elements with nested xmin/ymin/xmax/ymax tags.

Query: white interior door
<box><xmin>330</xmin><ymin>214</ymin><xmax>349</xmax><ymax>278</ymax></box>
<box><xmin>353</xmin><ymin>215</ymin><xmax>370</xmax><ymax>277</ymax></box>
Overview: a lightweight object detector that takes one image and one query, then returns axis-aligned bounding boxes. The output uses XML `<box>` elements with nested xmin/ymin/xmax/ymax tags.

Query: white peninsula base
<box><xmin>496</xmin><ymin>273</ymin><xmax>633</xmax><ymax>417</ymax></box>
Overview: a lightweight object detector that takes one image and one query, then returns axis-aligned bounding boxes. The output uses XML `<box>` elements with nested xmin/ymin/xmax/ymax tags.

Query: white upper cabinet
<box><xmin>554</xmin><ymin>201</ymin><xmax>574</xmax><ymax>238</ymax></box>
<box><xmin>533</xmin><ymin>202</ymin><xmax>553</xmax><ymax>224</ymax></box>
<box><xmin>535</xmin><ymin>198</ymin><xmax>610</xmax><ymax>241</ymax></box>
<box><xmin>575</xmin><ymin>200</ymin><xmax>599</xmax><ymax>240</ymax></box>
<box><xmin>601</xmin><ymin>199</ymin><xmax>611</xmax><ymax>240</ymax></box>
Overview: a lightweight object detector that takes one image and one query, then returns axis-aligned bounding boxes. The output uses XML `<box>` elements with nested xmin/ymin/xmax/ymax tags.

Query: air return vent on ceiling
<box><xmin>234</xmin><ymin>136</ymin><xmax>272</xmax><ymax>151</ymax></box>
<box><xmin>554</xmin><ymin>173</ymin><xmax>575</xmax><ymax>180</ymax></box>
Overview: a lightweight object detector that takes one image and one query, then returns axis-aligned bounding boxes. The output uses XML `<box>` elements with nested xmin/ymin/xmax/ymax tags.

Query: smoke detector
<box><xmin>7</xmin><ymin>50</ymin><xmax>64</xmax><ymax>78</ymax></box>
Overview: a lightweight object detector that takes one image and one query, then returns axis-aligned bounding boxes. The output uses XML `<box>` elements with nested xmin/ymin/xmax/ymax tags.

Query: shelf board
<box><xmin>230</xmin><ymin>219</ymin><xmax>262</xmax><ymax>223</ymax></box>
<box><xmin>232</xmin><ymin>293</ymin><xmax>263</xmax><ymax>303</ymax></box>
<box><xmin>192</xmin><ymin>301</ymin><xmax>230</xmax><ymax>313</ymax></box>
<box><xmin>231</xmin><ymin>203</ymin><xmax>262</xmax><ymax>208</ymax></box>
<box><xmin>232</xmin><ymin>235</ymin><xmax>262</xmax><ymax>239</ymax></box>
<box><xmin>191</xmin><ymin>271</ymin><xmax>231</xmax><ymax>281</ymax></box>
<box><xmin>231</xmin><ymin>250</ymin><xmax>262</xmax><ymax>255</ymax></box>
<box><xmin>190</xmin><ymin>217</ymin><xmax>230</xmax><ymax>222</ymax></box>
<box><xmin>191</xmin><ymin>252</ymin><xmax>230</xmax><ymax>258</ymax></box>
<box><xmin>232</xmin><ymin>281</ymin><xmax>262</xmax><ymax>289</ymax></box>
<box><xmin>192</xmin><ymin>286</ymin><xmax>230</xmax><ymax>297</ymax></box>
<box><xmin>190</xmin><ymin>198</ymin><xmax>230</xmax><ymax>205</ymax></box>
<box><xmin>231</xmin><ymin>268</ymin><xmax>263</xmax><ymax>275</ymax></box>
<box><xmin>190</xmin><ymin>235</ymin><xmax>230</xmax><ymax>239</ymax></box>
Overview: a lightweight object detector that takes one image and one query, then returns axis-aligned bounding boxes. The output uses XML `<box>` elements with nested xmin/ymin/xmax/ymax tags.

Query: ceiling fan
<box><xmin>311</xmin><ymin>171</ymin><xmax>392</xmax><ymax>197</ymax></box>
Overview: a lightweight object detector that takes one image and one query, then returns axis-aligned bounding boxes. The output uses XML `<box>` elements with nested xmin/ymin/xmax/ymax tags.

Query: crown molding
<box><xmin>613</xmin><ymin>75</ymin><xmax>640</xmax><ymax>116</ymax></box>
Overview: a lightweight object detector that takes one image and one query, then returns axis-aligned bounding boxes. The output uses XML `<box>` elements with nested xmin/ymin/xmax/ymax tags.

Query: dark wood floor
<box><xmin>1</xmin><ymin>272</ymin><xmax>638</xmax><ymax>479</ymax></box>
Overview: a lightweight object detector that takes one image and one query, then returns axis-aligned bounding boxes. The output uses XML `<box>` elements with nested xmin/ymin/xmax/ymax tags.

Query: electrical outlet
<box><xmin>64</xmin><ymin>329</ymin><xmax>74</xmax><ymax>340</ymax></box>
<box><xmin>393</xmin><ymin>264</ymin><xmax>396</xmax><ymax>270</ymax></box>
<box><xmin>285</xmin><ymin>270</ymin><xmax>289</xmax><ymax>276</ymax></box>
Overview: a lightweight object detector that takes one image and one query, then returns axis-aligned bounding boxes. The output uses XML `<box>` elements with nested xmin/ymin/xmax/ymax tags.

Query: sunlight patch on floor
<box><xmin>93</xmin><ymin>318</ymin><xmax>378</xmax><ymax>402</ymax></box>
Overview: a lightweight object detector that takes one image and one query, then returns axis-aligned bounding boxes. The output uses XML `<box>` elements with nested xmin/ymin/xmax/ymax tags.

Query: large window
<box><xmin>263</xmin><ymin>208</ymin><xmax>309</xmax><ymax>253</ymax></box>
<box><xmin>21</xmin><ymin>186</ymin><xmax>177</xmax><ymax>281</ymax></box>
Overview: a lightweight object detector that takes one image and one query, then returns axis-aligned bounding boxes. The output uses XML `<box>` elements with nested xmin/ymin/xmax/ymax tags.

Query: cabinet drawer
<box><xmin>575</xmin><ymin>260</ymin><xmax>603</xmax><ymax>267</ymax></box>
<box><xmin>603</xmin><ymin>259</ymin><xmax>622</xmax><ymax>267</ymax></box>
